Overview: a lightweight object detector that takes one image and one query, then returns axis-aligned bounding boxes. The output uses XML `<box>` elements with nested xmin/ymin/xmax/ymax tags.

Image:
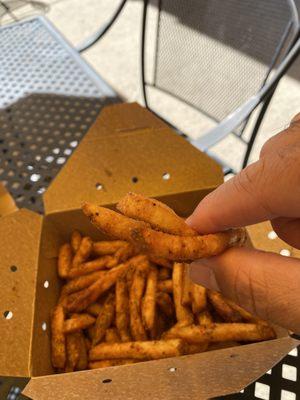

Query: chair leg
<box><xmin>242</xmin><ymin>91</ymin><xmax>275</xmax><ymax>168</ymax></box>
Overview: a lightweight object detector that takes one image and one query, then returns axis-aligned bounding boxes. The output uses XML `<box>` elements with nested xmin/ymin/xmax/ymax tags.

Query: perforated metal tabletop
<box><xmin>0</xmin><ymin>15</ymin><xmax>299</xmax><ymax>400</ymax></box>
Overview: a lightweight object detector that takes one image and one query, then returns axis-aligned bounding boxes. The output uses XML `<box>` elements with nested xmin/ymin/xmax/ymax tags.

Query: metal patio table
<box><xmin>0</xmin><ymin>15</ymin><xmax>299</xmax><ymax>400</ymax></box>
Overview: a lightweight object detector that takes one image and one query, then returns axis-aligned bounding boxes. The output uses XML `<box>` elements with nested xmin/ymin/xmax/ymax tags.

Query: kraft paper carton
<box><xmin>0</xmin><ymin>103</ymin><xmax>298</xmax><ymax>400</ymax></box>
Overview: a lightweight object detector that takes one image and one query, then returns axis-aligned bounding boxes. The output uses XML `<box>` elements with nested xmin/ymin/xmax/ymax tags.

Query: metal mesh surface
<box><xmin>150</xmin><ymin>0</ymin><xmax>295</xmax><ymax>122</ymax></box>
<box><xmin>0</xmin><ymin>16</ymin><xmax>115</xmax><ymax>108</ymax></box>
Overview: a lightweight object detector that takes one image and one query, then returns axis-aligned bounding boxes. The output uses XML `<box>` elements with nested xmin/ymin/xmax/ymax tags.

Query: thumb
<box><xmin>189</xmin><ymin>247</ymin><xmax>300</xmax><ymax>333</ymax></box>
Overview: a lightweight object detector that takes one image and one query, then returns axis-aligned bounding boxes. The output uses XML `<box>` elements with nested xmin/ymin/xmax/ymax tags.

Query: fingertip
<box><xmin>189</xmin><ymin>260</ymin><xmax>220</xmax><ymax>291</ymax></box>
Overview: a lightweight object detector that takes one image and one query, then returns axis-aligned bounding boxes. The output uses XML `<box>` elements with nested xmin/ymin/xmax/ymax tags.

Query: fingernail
<box><xmin>189</xmin><ymin>262</ymin><xmax>220</xmax><ymax>291</ymax></box>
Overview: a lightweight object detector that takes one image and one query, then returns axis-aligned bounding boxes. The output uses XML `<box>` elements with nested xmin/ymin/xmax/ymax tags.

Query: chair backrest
<box><xmin>142</xmin><ymin>0</ymin><xmax>299</xmax><ymax>132</ymax></box>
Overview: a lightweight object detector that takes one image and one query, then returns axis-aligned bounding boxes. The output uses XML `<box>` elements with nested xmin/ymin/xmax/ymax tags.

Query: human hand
<box><xmin>186</xmin><ymin>115</ymin><xmax>300</xmax><ymax>332</ymax></box>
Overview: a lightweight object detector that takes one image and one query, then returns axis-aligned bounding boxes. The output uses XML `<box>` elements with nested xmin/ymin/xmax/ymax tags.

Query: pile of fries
<box><xmin>51</xmin><ymin>193</ymin><xmax>275</xmax><ymax>373</ymax></box>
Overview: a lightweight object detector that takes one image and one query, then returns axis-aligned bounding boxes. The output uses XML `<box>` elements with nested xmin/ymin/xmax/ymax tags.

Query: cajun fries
<box><xmin>83</xmin><ymin>194</ymin><xmax>246</xmax><ymax>261</ymax></box>
<box><xmin>51</xmin><ymin>194</ymin><xmax>275</xmax><ymax>374</ymax></box>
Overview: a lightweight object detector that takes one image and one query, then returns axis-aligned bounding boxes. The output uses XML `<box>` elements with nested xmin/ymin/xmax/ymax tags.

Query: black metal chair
<box><xmin>141</xmin><ymin>0</ymin><xmax>300</xmax><ymax>172</ymax></box>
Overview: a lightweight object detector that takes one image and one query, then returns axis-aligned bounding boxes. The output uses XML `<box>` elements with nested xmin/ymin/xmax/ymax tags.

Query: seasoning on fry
<box><xmin>51</xmin><ymin>305</ymin><xmax>66</xmax><ymax>369</ymax></box>
<box><xmin>173</xmin><ymin>263</ymin><xmax>193</xmax><ymax>324</ymax></box>
<box><xmin>142</xmin><ymin>266</ymin><xmax>158</xmax><ymax>331</ymax></box>
<box><xmin>93</xmin><ymin>293</ymin><xmax>115</xmax><ymax>345</ymax></box>
<box><xmin>117</xmin><ymin>192</ymin><xmax>197</xmax><ymax>236</ymax></box>
<box><xmin>58</xmin><ymin>243</ymin><xmax>72</xmax><ymax>279</ymax></box>
<box><xmin>89</xmin><ymin>339</ymin><xmax>186</xmax><ymax>361</ymax></box>
<box><xmin>64</xmin><ymin>313</ymin><xmax>95</xmax><ymax>334</ymax></box>
<box><xmin>116</xmin><ymin>276</ymin><xmax>131</xmax><ymax>342</ymax></box>
<box><xmin>72</xmin><ymin>236</ymin><xmax>93</xmax><ymax>268</ymax></box>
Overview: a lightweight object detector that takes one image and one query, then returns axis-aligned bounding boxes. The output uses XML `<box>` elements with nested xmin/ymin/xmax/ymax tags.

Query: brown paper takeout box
<box><xmin>0</xmin><ymin>103</ymin><xmax>298</xmax><ymax>400</ymax></box>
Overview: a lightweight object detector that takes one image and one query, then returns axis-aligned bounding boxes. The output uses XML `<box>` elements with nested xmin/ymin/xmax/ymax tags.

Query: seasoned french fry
<box><xmin>93</xmin><ymin>293</ymin><xmax>115</xmax><ymax>345</ymax></box>
<box><xmin>126</xmin><ymin>265</ymin><xmax>135</xmax><ymax>289</ymax></box>
<box><xmin>71</xmin><ymin>230</ymin><xmax>82</xmax><ymax>253</ymax></box>
<box><xmin>225</xmin><ymin>298</ymin><xmax>266</xmax><ymax>324</ymax></box>
<box><xmin>89</xmin><ymin>339</ymin><xmax>186</xmax><ymax>361</ymax></box>
<box><xmin>87</xmin><ymin>326</ymin><xmax>95</xmax><ymax>342</ymax></box>
<box><xmin>191</xmin><ymin>283</ymin><xmax>207</xmax><ymax>314</ymax></box>
<box><xmin>86</xmin><ymin>302</ymin><xmax>102</xmax><ymax>317</ymax></box>
<box><xmin>149</xmin><ymin>256</ymin><xmax>173</xmax><ymax>269</ymax></box>
<box><xmin>85</xmin><ymin>337</ymin><xmax>92</xmax><ymax>351</ymax></box>
<box><xmin>131</xmin><ymin>227</ymin><xmax>246</xmax><ymax>261</ymax></box>
<box><xmin>51</xmin><ymin>305</ymin><xmax>66</xmax><ymax>369</ymax></box>
<box><xmin>116</xmin><ymin>276</ymin><xmax>131</xmax><ymax>342</ymax></box>
<box><xmin>61</xmin><ymin>270</ymin><xmax>104</xmax><ymax>296</ymax></box>
<box><xmin>105</xmin><ymin>328</ymin><xmax>121</xmax><ymax>343</ymax></box>
<box><xmin>89</xmin><ymin>359</ymin><xmax>137</xmax><ymax>369</ymax></box>
<box><xmin>82</xmin><ymin>203</ymin><xmax>149</xmax><ymax>240</ymax></box>
<box><xmin>72</xmin><ymin>236</ymin><xmax>93</xmax><ymax>268</ymax></box>
<box><xmin>77</xmin><ymin>332</ymin><xmax>88</xmax><ymax>370</ymax></box>
<box><xmin>158</xmin><ymin>267</ymin><xmax>171</xmax><ymax>280</ymax></box>
<box><xmin>156</xmin><ymin>292</ymin><xmax>175</xmax><ymax>318</ymax></box>
<box><xmin>117</xmin><ymin>192</ymin><xmax>198</xmax><ymax>236</ymax></box>
<box><xmin>66</xmin><ymin>333</ymin><xmax>80</xmax><ymax>372</ymax></box>
<box><xmin>142</xmin><ymin>266</ymin><xmax>158</xmax><ymax>331</ymax></box>
<box><xmin>115</xmin><ymin>242</ymin><xmax>135</xmax><ymax>263</ymax></box>
<box><xmin>173</xmin><ymin>263</ymin><xmax>193</xmax><ymax>324</ymax></box>
<box><xmin>208</xmin><ymin>291</ymin><xmax>243</xmax><ymax>322</ymax></box>
<box><xmin>58</xmin><ymin>243</ymin><xmax>72</xmax><ymax>279</ymax></box>
<box><xmin>185</xmin><ymin>343</ymin><xmax>209</xmax><ymax>354</ymax></box>
<box><xmin>164</xmin><ymin>323</ymin><xmax>276</xmax><ymax>343</ymax></box>
<box><xmin>64</xmin><ymin>314</ymin><xmax>95</xmax><ymax>334</ymax></box>
<box><xmin>157</xmin><ymin>279</ymin><xmax>173</xmax><ymax>293</ymax></box>
<box><xmin>129</xmin><ymin>264</ymin><xmax>148</xmax><ymax>341</ymax></box>
<box><xmin>150</xmin><ymin>310</ymin><xmax>168</xmax><ymax>340</ymax></box>
<box><xmin>68</xmin><ymin>255</ymin><xmax>118</xmax><ymax>279</ymax></box>
<box><xmin>181</xmin><ymin>264</ymin><xmax>191</xmax><ymax>306</ymax></box>
<box><xmin>93</xmin><ymin>240</ymin><xmax>128</xmax><ymax>256</ymax></box>
<box><xmin>64</xmin><ymin>257</ymin><xmax>138</xmax><ymax>312</ymax></box>
<box><xmin>198</xmin><ymin>310</ymin><xmax>213</xmax><ymax>326</ymax></box>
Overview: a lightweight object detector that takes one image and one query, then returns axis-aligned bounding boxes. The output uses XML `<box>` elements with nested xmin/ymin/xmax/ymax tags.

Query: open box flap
<box><xmin>43</xmin><ymin>103</ymin><xmax>223</xmax><ymax>214</ymax></box>
<box><xmin>23</xmin><ymin>337</ymin><xmax>298</xmax><ymax>400</ymax></box>
<box><xmin>0</xmin><ymin>182</ymin><xmax>18</xmax><ymax>217</ymax></box>
<box><xmin>0</xmin><ymin>209</ymin><xmax>43</xmax><ymax>377</ymax></box>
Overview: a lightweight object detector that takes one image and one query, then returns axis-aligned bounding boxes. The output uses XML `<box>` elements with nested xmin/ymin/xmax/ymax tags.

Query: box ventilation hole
<box><xmin>95</xmin><ymin>183</ymin><xmax>104</xmax><ymax>190</ymax></box>
<box><xmin>280</xmin><ymin>249</ymin><xmax>291</xmax><ymax>257</ymax></box>
<box><xmin>42</xmin><ymin>322</ymin><xmax>47</xmax><ymax>331</ymax></box>
<box><xmin>131</xmin><ymin>177</ymin><xmax>138</xmax><ymax>183</ymax></box>
<box><xmin>169</xmin><ymin>367</ymin><xmax>176</xmax><ymax>372</ymax></box>
<box><xmin>10</xmin><ymin>265</ymin><xmax>17</xmax><ymax>272</ymax></box>
<box><xmin>44</xmin><ymin>280</ymin><xmax>49</xmax><ymax>288</ymax></box>
<box><xmin>102</xmin><ymin>379</ymin><xmax>112</xmax><ymax>384</ymax></box>
<box><xmin>162</xmin><ymin>172</ymin><xmax>170</xmax><ymax>180</ymax></box>
<box><xmin>3</xmin><ymin>311</ymin><xmax>13</xmax><ymax>319</ymax></box>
